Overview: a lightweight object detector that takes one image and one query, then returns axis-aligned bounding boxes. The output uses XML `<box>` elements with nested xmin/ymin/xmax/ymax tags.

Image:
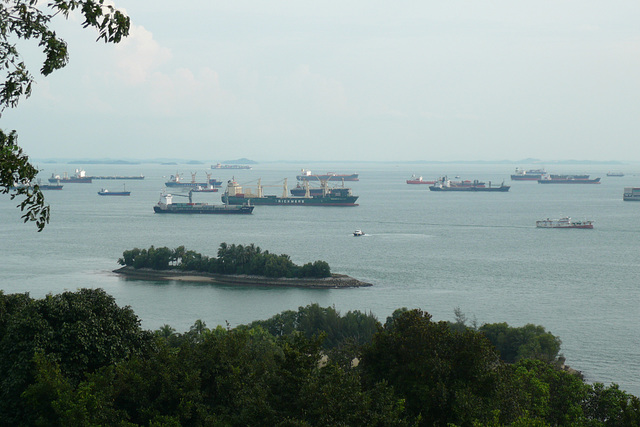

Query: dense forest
<box><xmin>118</xmin><ymin>243</ymin><xmax>332</xmax><ymax>278</ymax></box>
<box><xmin>0</xmin><ymin>288</ymin><xmax>638</xmax><ymax>426</ymax></box>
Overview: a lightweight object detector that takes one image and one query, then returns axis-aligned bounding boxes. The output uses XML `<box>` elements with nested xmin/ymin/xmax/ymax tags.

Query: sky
<box><xmin>3</xmin><ymin>1</ymin><xmax>640</xmax><ymax>162</ymax></box>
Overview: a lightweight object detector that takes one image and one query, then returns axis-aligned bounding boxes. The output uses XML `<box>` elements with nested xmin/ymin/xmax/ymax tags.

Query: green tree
<box><xmin>0</xmin><ymin>288</ymin><xmax>152</xmax><ymax>424</ymax></box>
<box><xmin>1</xmin><ymin>0</ymin><xmax>130</xmax><ymax>230</ymax></box>
<box><xmin>360</xmin><ymin>308</ymin><xmax>503</xmax><ymax>426</ymax></box>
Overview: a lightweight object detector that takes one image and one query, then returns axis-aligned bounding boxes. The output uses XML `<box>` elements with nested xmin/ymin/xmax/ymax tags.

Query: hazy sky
<box><xmin>3</xmin><ymin>1</ymin><xmax>640</xmax><ymax>162</ymax></box>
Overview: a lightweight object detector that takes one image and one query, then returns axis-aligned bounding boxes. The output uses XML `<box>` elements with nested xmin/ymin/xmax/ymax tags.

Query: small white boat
<box><xmin>353</xmin><ymin>230</ymin><xmax>364</xmax><ymax>236</ymax></box>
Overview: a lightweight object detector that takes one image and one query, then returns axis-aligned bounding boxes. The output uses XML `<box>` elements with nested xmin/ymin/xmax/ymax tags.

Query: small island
<box><xmin>113</xmin><ymin>243</ymin><xmax>372</xmax><ymax>288</ymax></box>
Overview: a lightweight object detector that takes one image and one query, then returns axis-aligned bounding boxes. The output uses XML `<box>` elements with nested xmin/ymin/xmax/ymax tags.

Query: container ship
<box><xmin>511</xmin><ymin>168</ymin><xmax>546</xmax><ymax>180</ymax></box>
<box><xmin>222</xmin><ymin>178</ymin><xmax>359</xmax><ymax>206</ymax></box>
<box><xmin>429</xmin><ymin>177</ymin><xmax>509</xmax><ymax>192</ymax></box>
<box><xmin>296</xmin><ymin>169</ymin><xmax>359</xmax><ymax>182</ymax></box>
<box><xmin>406</xmin><ymin>175</ymin><xmax>435</xmax><ymax>184</ymax></box>
<box><xmin>538</xmin><ymin>175</ymin><xmax>600</xmax><ymax>184</ymax></box>
<box><xmin>154</xmin><ymin>191</ymin><xmax>254</xmax><ymax>214</ymax></box>
<box><xmin>623</xmin><ymin>187</ymin><xmax>640</xmax><ymax>201</ymax></box>
<box><xmin>165</xmin><ymin>172</ymin><xmax>222</xmax><ymax>188</ymax></box>
<box><xmin>48</xmin><ymin>169</ymin><xmax>92</xmax><ymax>183</ymax></box>
<box><xmin>536</xmin><ymin>217</ymin><xmax>593</xmax><ymax>229</ymax></box>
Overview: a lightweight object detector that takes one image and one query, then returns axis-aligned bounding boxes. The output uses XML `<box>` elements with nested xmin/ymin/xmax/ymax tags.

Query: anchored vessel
<box><xmin>222</xmin><ymin>178</ymin><xmax>359</xmax><ymax>206</ymax></box>
<box><xmin>154</xmin><ymin>191</ymin><xmax>253</xmax><ymax>214</ymax></box>
<box><xmin>406</xmin><ymin>175</ymin><xmax>435</xmax><ymax>184</ymax></box>
<box><xmin>296</xmin><ymin>169</ymin><xmax>359</xmax><ymax>182</ymax></box>
<box><xmin>98</xmin><ymin>185</ymin><xmax>130</xmax><ymax>196</ymax></box>
<box><xmin>623</xmin><ymin>187</ymin><xmax>640</xmax><ymax>201</ymax></box>
<box><xmin>48</xmin><ymin>169</ymin><xmax>92</xmax><ymax>183</ymax></box>
<box><xmin>429</xmin><ymin>177</ymin><xmax>509</xmax><ymax>192</ymax></box>
<box><xmin>511</xmin><ymin>168</ymin><xmax>546</xmax><ymax>181</ymax></box>
<box><xmin>538</xmin><ymin>175</ymin><xmax>600</xmax><ymax>184</ymax></box>
<box><xmin>13</xmin><ymin>179</ymin><xmax>63</xmax><ymax>190</ymax></box>
<box><xmin>536</xmin><ymin>217</ymin><xmax>594</xmax><ymax>229</ymax></box>
<box><xmin>607</xmin><ymin>172</ymin><xmax>624</xmax><ymax>177</ymax></box>
<box><xmin>165</xmin><ymin>172</ymin><xmax>222</xmax><ymax>188</ymax></box>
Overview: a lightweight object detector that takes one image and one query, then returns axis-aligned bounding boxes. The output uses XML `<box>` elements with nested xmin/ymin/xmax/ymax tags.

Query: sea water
<box><xmin>1</xmin><ymin>162</ymin><xmax>639</xmax><ymax>396</ymax></box>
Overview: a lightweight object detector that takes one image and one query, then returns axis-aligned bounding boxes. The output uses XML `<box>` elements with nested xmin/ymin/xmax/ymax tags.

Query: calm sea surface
<box><xmin>1</xmin><ymin>162</ymin><xmax>639</xmax><ymax>396</ymax></box>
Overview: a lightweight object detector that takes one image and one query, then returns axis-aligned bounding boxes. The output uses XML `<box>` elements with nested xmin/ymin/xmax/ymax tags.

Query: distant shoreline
<box><xmin>113</xmin><ymin>266</ymin><xmax>373</xmax><ymax>289</ymax></box>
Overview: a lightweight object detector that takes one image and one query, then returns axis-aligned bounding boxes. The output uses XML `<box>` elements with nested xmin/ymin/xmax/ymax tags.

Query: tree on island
<box><xmin>1</xmin><ymin>1</ymin><xmax>130</xmax><ymax>230</ymax></box>
<box><xmin>118</xmin><ymin>243</ymin><xmax>332</xmax><ymax>279</ymax></box>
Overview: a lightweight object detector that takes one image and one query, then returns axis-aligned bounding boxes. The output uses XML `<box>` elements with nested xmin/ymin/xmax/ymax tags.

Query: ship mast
<box><xmin>304</xmin><ymin>180</ymin><xmax>310</xmax><ymax>198</ymax></box>
<box><xmin>257</xmin><ymin>179</ymin><xmax>263</xmax><ymax>198</ymax></box>
<box><xmin>282</xmin><ymin>178</ymin><xmax>288</xmax><ymax>198</ymax></box>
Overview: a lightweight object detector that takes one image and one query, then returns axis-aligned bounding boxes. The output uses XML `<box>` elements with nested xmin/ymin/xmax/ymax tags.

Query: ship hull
<box><xmin>538</xmin><ymin>178</ymin><xmax>600</xmax><ymax>184</ymax></box>
<box><xmin>429</xmin><ymin>186</ymin><xmax>510</xmax><ymax>192</ymax></box>
<box><xmin>222</xmin><ymin>195</ymin><xmax>358</xmax><ymax>206</ymax></box>
<box><xmin>49</xmin><ymin>178</ymin><xmax>92</xmax><ymax>183</ymax></box>
<box><xmin>510</xmin><ymin>175</ymin><xmax>542</xmax><ymax>181</ymax></box>
<box><xmin>98</xmin><ymin>192</ymin><xmax>131</xmax><ymax>196</ymax></box>
<box><xmin>154</xmin><ymin>204</ymin><xmax>254</xmax><ymax>214</ymax></box>
<box><xmin>406</xmin><ymin>180</ymin><xmax>435</xmax><ymax>184</ymax></box>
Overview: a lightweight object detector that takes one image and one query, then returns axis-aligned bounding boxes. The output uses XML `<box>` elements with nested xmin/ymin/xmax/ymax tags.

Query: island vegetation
<box><xmin>1</xmin><ymin>288</ymin><xmax>638</xmax><ymax>426</ymax></box>
<box><xmin>118</xmin><ymin>243</ymin><xmax>332</xmax><ymax>279</ymax></box>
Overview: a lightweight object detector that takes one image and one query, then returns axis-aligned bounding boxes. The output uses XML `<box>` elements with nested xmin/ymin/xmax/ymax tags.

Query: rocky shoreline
<box><xmin>112</xmin><ymin>266</ymin><xmax>373</xmax><ymax>288</ymax></box>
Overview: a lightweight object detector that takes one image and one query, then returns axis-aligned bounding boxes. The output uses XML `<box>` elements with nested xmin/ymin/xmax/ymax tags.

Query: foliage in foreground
<box><xmin>118</xmin><ymin>243</ymin><xmax>332</xmax><ymax>278</ymax></box>
<box><xmin>1</xmin><ymin>289</ymin><xmax>639</xmax><ymax>426</ymax></box>
<box><xmin>1</xmin><ymin>0</ymin><xmax>130</xmax><ymax>230</ymax></box>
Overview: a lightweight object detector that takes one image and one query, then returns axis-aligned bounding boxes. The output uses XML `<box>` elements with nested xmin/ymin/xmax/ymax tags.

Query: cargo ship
<box><xmin>406</xmin><ymin>175</ymin><xmax>435</xmax><ymax>184</ymax></box>
<box><xmin>222</xmin><ymin>178</ymin><xmax>359</xmax><ymax>206</ymax></box>
<box><xmin>48</xmin><ymin>169</ymin><xmax>92</xmax><ymax>183</ymax></box>
<box><xmin>429</xmin><ymin>177</ymin><xmax>509</xmax><ymax>192</ymax></box>
<box><xmin>211</xmin><ymin>163</ymin><xmax>252</xmax><ymax>170</ymax></box>
<box><xmin>296</xmin><ymin>169</ymin><xmax>359</xmax><ymax>182</ymax></box>
<box><xmin>538</xmin><ymin>176</ymin><xmax>600</xmax><ymax>184</ymax></box>
<box><xmin>511</xmin><ymin>168</ymin><xmax>546</xmax><ymax>180</ymax></box>
<box><xmin>98</xmin><ymin>185</ymin><xmax>130</xmax><ymax>196</ymax></box>
<box><xmin>165</xmin><ymin>172</ymin><xmax>222</xmax><ymax>188</ymax></box>
<box><xmin>154</xmin><ymin>191</ymin><xmax>254</xmax><ymax>214</ymax></box>
<box><xmin>623</xmin><ymin>187</ymin><xmax>640</xmax><ymax>201</ymax></box>
<box><xmin>607</xmin><ymin>172</ymin><xmax>624</xmax><ymax>177</ymax></box>
<box><xmin>536</xmin><ymin>217</ymin><xmax>593</xmax><ymax>229</ymax></box>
